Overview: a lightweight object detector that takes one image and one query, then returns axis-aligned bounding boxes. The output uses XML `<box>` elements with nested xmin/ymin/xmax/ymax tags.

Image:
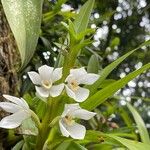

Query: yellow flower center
<box><xmin>63</xmin><ymin>115</ymin><xmax>75</xmax><ymax>126</ymax></box>
<box><xmin>42</xmin><ymin>80</ymin><xmax>52</xmax><ymax>89</ymax></box>
<box><xmin>69</xmin><ymin>80</ymin><xmax>79</xmax><ymax>92</ymax></box>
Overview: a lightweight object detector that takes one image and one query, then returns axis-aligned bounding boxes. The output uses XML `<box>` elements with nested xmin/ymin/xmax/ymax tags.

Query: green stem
<box><xmin>61</xmin><ymin>46</ymin><xmax>79</xmax><ymax>82</ymax></box>
<box><xmin>46</xmin><ymin>127</ymin><xmax>58</xmax><ymax>150</ymax></box>
<box><xmin>35</xmin><ymin>98</ymin><xmax>53</xmax><ymax>150</ymax></box>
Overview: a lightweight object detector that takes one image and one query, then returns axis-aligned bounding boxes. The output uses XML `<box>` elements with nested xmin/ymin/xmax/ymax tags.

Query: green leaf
<box><xmin>88</xmin><ymin>40</ymin><xmax>150</xmax><ymax>95</ymax></box>
<box><xmin>106</xmin><ymin>134</ymin><xmax>150</xmax><ymax>150</ymax></box>
<box><xmin>56</xmin><ymin>141</ymin><xmax>87</xmax><ymax>150</ymax></box>
<box><xmin>81</xmin><ymin>63</ymin><xmax>150</xmax><ymax>110</ymax></box>
<box><xmin>12</xmin><ymin>140</ymin><xmax>24</xmax><ymax>150</ymax></box>
<box><xmin>85</xmin><ymin>131</ymin><xmax>150</xmax><ymax>150</ymax></box>
<box><xmin>22</xmin><ymin>143</ymin><xmax>31</xmax><ymax>150</ymax></box>
<box><xmin>19</xmin><ymin>118</ymin><xmax>38</xmax><ymax>136</ymax></box>
<box><xmin>1</xmin><ymin>0</ymin><xmax>43</xmax><ymax>68</ymax></box>
<box><xmin>127</xmin><ymin>103</ymin><xmax>150</xmax><ymax>144</ymax></box>
<box><xmin>88</xmin><ymin>144</ymin><xmax>113</xmax><ymax>150</ymax></box>
<box><xmin>87</xmin><ymin>54</ymin><xmax>100</xmax><ymax>73</ymax></box>
<box><xmin>110</xmin><ymin>37</ymin><xmax>120</xmax><ymax>48</ymax></box>
<box><xmin>98</xmin><ymin>79</ymin><xmax>116</xmax><ymax>88</ymax></box>
<box><xmin>76</xmin><ymin>28</ymin><xmax>95</xmax><ymax>40</ymax></box>
<box><xmin>73</xmin><ymin>0</ymin><xmax>95</xmax><ymax>33</ymax></box>
<box><xmin>43</xmin><ymin>0</ymin><xmax>68</xmax><ymax>22</ymax></box>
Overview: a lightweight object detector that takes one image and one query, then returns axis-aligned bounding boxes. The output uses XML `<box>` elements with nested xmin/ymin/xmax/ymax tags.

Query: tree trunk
<box><xmin>0</xmin><ymin>4</ymin><xmax>20</xmax><ymax>149</ymax></box>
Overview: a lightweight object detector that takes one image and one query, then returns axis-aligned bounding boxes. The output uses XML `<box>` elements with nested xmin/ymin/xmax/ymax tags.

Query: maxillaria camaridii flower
<box><xmin>0</xmin><ymin>95</ymin><xmax>31</xmax><ymax>129</ymax></box>
<box><xmin>28</xmin><ymin>65</ymin><xmax>64</xmax><ymax>98</ymax></box>
<box><xmin>65</xmin><ymin>67</ymin><xmax>99</xmax><ymax>102</ymax></box>
<box><xmin>59</xmin><ymin>103</ymin><xmax>96</xmax><ymax>139</ymax></box>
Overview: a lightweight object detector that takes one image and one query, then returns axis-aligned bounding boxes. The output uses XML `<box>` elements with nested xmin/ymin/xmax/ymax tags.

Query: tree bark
<box><xmin>0</xmin><ymin>4</ymin><xmax>19</xmax><ymax>149</ymax></box>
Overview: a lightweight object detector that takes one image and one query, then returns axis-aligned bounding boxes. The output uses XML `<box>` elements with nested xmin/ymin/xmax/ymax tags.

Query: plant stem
<box><xmin>35</xmin><ymin>98</ymin><xmax>53</xmax><ymax>150</ymax></box>
<box><xmin>46</xmin><ymin>127</ymin><xmax>58</xmax><ymax>150</ymax></box>
<box><xmin>61</xmin><ymin>46</ymin><xmax>79</xmax><ymax>82</ymax></box>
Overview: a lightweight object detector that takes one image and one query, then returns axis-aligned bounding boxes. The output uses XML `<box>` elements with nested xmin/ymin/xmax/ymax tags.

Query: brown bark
<box><xmin>0</xmin><ymin>4</ymin><xmax>20</xmax><ymax>149</ymax></box>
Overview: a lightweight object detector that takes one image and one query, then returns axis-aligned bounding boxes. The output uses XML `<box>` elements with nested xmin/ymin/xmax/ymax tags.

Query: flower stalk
<box><xmin>35</xmin><ymin>98</ymin><xmax>54</xmax><ymax>150</ymax></box>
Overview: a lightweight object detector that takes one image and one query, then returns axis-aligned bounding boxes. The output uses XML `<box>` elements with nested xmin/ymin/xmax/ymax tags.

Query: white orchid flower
<box><xmin>59</xmin><ymin>103</ymin><xmax>96</xmax><ymax>139</ymax></box>
<box><xmin>28</xmin><ymin>65</ymin><xmax>64</xmax><ymax>99</ymax></box>
<box><xmin>0</xmin><ymin>95</ymin><xmax>31</xmax><ymax>129</ymax></box>
<box><xmin>65</xmin><ymin>67</ymin><xmax>99</xmax><ymax>102</ymax></box>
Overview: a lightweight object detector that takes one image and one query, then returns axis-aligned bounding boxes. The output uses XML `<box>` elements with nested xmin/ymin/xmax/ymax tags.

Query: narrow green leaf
<box><xmin>81</xmin><ymin>63</ymin><xmax>150</xmax><ymax>110</ymax></box>
<box><xmin>127</xmin><ymin>103</ymin><xmax>150</xmax><ymax>144</ymax></box>
<box><xmin>1</xmin><ymin>0</ymin><xmax>43</xmax><ymax>68</ymax></box>
<box><xmin>56</xmin><ymin>141</ymin><xmax>87</xmax><ymax>150</ymax></box>
<box><xmin>77</xmin><ymin>28</ymin><xmax>95</xmax><ymax>40</ymax></box>
<box><xmin>85</xmin><ymin>131</ymin><xmax>150</xmax><ymax>150</ymax></box>
<box><xmin>87</xmin><ymin>54</ymin><xmax>100</xmax><ymax>73</ymax></box>
<box><xmin>54</xmin><ymin>0</ymin><xmax>67</xmax><ymax>11</ymax></box>
<box><xmin>55</xmin><ymin>141</ymin><xmax>71</xmax><ymax>150</ymax></box>
<box><xmin>106</xmin><ymin>134</ymin><xmax>150</xmax><ymax>150</ymax></box>
<box><xmin>88</xmin><ymin>144</ymin><xmax>113</xmax><ymax>150</ymax></box>
<box><xmin>12</xmin><ymin>140</ymin><xmax>24</xmax><ymax>150</ymax></box>
<box><xmin>74</xmin><ymin>0</ymin><xmax>95</xmax><ymax>33</ymax></box>
<box><xmin>98</xmin><ymin>79</ymin><xmax>116</xmax><ymax>88</ymax></box>
<box><xmin>22</xmin><ymin>143</ymin><xmax>29</xmax><ymax>150</ymax></box>
<box><xmin>88</xmin><ymin>40</ymin><xmax>150</xmax><ymax>94</ymax></box>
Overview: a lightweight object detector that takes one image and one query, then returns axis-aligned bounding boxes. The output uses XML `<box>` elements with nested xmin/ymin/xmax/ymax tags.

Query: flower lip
<box><xmin>41</xmin><ymin>80</ymin><xmax>52</xmax><ymax>89</ymax></box>
<box><xmin>63</xmin><ymin>115</ymin><xmax>75</xmax><ymax>126</ymax></box>
<box><xmin>28</xmin><ymin>65</ymin><xmax>64</xmax><ymax>98</ymax></box>
<box><xmin>59</xmin><ymin>103</ymin><xmax>96</xmax><ymax>139</ymax></box>
<box><xmin>65</xmin><ymin>67</ymin><xmax>100</xmax><ymax>102</ymax></box>
<box><xmin>68</xmin><ymin>79</ymin><xmax>79</xmax><ymax>92</ymax></box>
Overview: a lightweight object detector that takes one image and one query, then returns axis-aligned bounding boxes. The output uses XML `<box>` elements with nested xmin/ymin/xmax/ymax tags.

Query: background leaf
<box><xmin>106</xmin><ymin>134</ymin><xmax>150</xmax><ymax>150</ymax></box>
<box><xmin>81</xmin><ymin>63</ymin><xmax>150</xmax><ymax>110</ymax></box>
<box><xmin>127</xmin><ymin>103</ymin><xmax>150</xmax><ymax>144</ymax></box>
<box><xmin>88</xmin><ymin>40</ymin><xmax>150</xmax><ymax>95</ymax></box>
<box><xmin>73</xmin><ymin>0</ymin><xmax>95</xmax><ymax>33</ymax></box>
<box><xmin>1</xmin><ymin>0</ymin><xmax>43</xmax><ymax>68</ymax></box>
<box><xmin>87</xmin><ymin>54</ymin><xmax>100</xmax><ymax>73</ymax></box>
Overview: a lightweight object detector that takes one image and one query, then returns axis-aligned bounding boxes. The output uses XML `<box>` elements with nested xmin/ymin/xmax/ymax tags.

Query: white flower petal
<box><xmin>70</xmin><ymin>67</ymin><xmax>87</xmax><ymax>78</ymax></box>
<box><xmin>67</xmin><ymin>122</ymin><xmax>86</xmax><ymax>139</ymax></box>
<box><xmin>35</xmin><ymin>92</ymin><xmax>47</xmax><ymax>103</ymax></box>
<box><xmin>65</xmin><ymin>85</ymin><xmax>76</xmax><ymax>100</ymax></box>
<box><xmin>74</xmin><ymin>87</ymin><xmax>89</xmax><ymax>102</ymax></box>
<box><xmin>49</xmin><ymin>84</ymin><xmax>64</xmax><ymax>97</ymax></box>
<box><xmin>3</xmin><ymin>95</ymin><xmax>29</xmax><ymax>109</ymax></box>
<box><xmin>35</xmin><ymin>86</ymin><xmax>49</xmax><ymax>98</ymax></box>
<box><xmin>0</xmin><ymin>111</ymin><xmax>30</xmax><ymax>129</ymax></box>
<box><xmin>65</xmin><ymin>74</ymin><xmax>76</xmax><ymax>83</ymax></box>
<box><xmin>59</xmin><ymin>120</ymin><xmax>70</xmax><ymax>137</ymax></box>
<box><xmin>28</xmin><ymin>71</ymin><xmax>41</xmax><ymax>85</ymax></box>
<box><xmin>62</xmin><ymin>103</ymin><xmax>80</xmax><ymax>117</ymax></box>
<box><xmin>79</xmin><ymin>74</ymin><xmax>100</xmax><ymax>85</ymax></box>
<box><xmin>0</xmin><ymin>102</ymin><xmax>21</xmax><ymax>113</ymax></box>
<box><xmin>72</xmin><ymin>109</ymin><xmax>96</xmax><ymax>120</ymax></box>
<box><xmin>38</xmin><ymin>65</ymin><xmax>53</xmax><ymax>81</ymax></box>
<box><xmin>20</xmin><ymin>98</ymin><xmax>30</xmax><ymax>109</ymax></box>
<box><xmin>51</xmin><ymin>68</ymin><xmax>62</xmax><ymax>82</ymax></box>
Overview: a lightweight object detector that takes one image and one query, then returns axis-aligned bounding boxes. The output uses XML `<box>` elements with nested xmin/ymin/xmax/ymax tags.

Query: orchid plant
<box><xmin>0</xmin><ymin>65</ymin><xmax>98</xmax><ymax>149</ymax></box>
<box><xmin>0</xmin><ymin>0</ymin><xmax>150</xmax><ymax>150</ymax></box>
